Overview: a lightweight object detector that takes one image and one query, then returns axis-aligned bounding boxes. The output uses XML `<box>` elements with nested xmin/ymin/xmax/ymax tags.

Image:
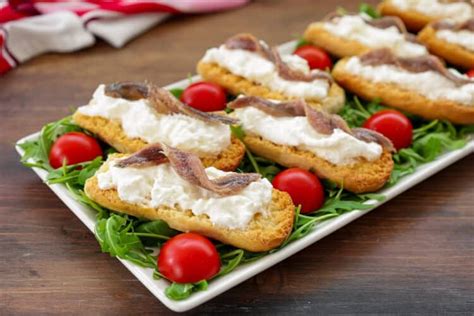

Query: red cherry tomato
<box><xmin>49</xmin><ymin>132</ymin><xmax>102</xmax><ymax>169</ymax></box>
<box><xmin>363</xmin><ymin>110</ymin><xmax>413</xmax><ymax>151</ymax></box>
<box><xmin>293</xmin><ymin>45</ymin><xmax>332</xmax><ymax>70</ymax></box>
<box><xmin>466</xmin><ymin>69</ymin><xmax>474</xmax><ymax>78</ymax></box>
<box><xmin>180</xmin><ymin>82</ymin><xmax>227</xmax><ymax>112</ymax></box>
<box><xmin>272</xmin><ymin>168</ymin><xmax>325</xmax><ymax>214</ymax></box>
<box><xmin>158</xmin><ymin>233</ymin><xmax>221</xmax><ymax>283</ymax></box>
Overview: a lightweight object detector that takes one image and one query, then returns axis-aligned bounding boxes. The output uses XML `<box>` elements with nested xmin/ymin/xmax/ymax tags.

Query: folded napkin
<box><xmin>0</xmin><ymin>0</ymin><xmax>249</xmax><ymax>75</ymax></box>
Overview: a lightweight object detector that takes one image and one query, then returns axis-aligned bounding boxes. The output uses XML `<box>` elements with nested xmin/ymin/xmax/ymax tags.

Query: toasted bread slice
<box><xmin>418</xmin><ymin>25</ymin><xmax>474</xmax><ymax>69</ymax></box>
<box><xmin>197</xmin><ymin>61</ymin><xmax>345</xmax><ymax>113</ymax></box>
<box><xmin>378</xmin><ymin>1</ymin><xmax>432</xmax><ymax>32</ymax></box>
<box><xmin>303</xmin><ymin>23</ymin><xmax>371</xmax><ymax>58</ymax></box>
<box><xmin>332</xmin><ymin>58</ymin><xmax>474</xmax><ymax>125</ymax></box>
<box><xmin>72</xmin><ymin>112</ymin><xmax>245</xmax><ymax>171</ymax></box>
<box><xmin>84</xmin><ymin>160</ymin><xmax>295</xmax><ymax>252</ymax></box>
<box><xmin>243</xmin><ymin>135</ymin><xmax>393</xmax><ymax>194</ymax></box>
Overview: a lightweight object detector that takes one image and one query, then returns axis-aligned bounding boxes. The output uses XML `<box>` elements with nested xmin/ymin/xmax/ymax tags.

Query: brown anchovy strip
<box><xmin>304</xmin><ymin>105</ymin><xmax>352</xmax><ymax>135</ymax></box>
<box><xmin>352</xmin><ymin>128</ymin><xmax>396</xmax><ymax>153</ymax></box>
<box><xmin>359</xmin><ymin>48</ymin><xmax>473</xmax><ymax>86</ymax></box>
<box><xmin>104</xmin><ymin>82</ymin><xmax>149</xmax><ymax>100</ymax></box>
<box><xmin>163</xmin><ymin>145</ymin><xmax>261</xmax><ymax>195</ymax></box>
<box><xmin>229</xmin><ymin>96</ymin><xmax>306</xmax><ymax>117</ymax></box>
<box><xmin>433</xmin><ymin>18</ymin><xmax>474</xmax><ymax>32</ymax></box>
<box><xmin>116</xmin><ymin>143</ymin><xmax>261</xmax><ymax>195</ymax></box>
<box><xmin>104</xmin><ymin>82</ymin><xmax>239</xmax><ymax>125</ymax></box>
<box><xmin>229</xmin><ymin>96</ymin><xmax>395</xmax><ymax>152</ymax></box>
<box><xmin>115</xmin><ymin>144</ymin><xmax>168</xmax><ymax>168</ymax></box>
<box><xmin>224</xmin><ymin>33</ymin><xmax>334</xmax><ymax>82</ymax></box>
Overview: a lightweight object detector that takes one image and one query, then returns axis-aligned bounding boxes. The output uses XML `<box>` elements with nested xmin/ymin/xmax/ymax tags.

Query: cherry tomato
<box><xmin>158</xmin><ymin>233</ymin><xmax>221</xmax><ymax>283</ymax></box>
<box><xmin>363</xmin><ymin>110</ymin><xmax>413</xmax><ymax>151</ymax></box>
<box><xmin>180</xmin><ymin>82</ymin><xmax>227</xmax><ymax>112</ymax></box>
<box><xmin>272</xmin><ymin>168</ymin><xmax>325</xmax><ymax>214</ymax></box>
<box><xmin>466</xmin><ymin>69</ymin><xmax>474</xmax><ymax>78</ymax></box>
<box><xmin>293</xmin><ymin>45</ymin><xmax>332</xmax><ymax>70</ymax></box>
<box><xmin>49</xmin><ymin>132</ymin><xmax>102</xmax><ymax>169</ymax></box>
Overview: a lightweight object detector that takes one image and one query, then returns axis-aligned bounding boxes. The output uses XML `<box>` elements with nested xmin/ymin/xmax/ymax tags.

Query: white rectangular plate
<box><xmin>15</xmin><ymin>41</ymin><xmax>474</xmax><ymax>312</ymax></box>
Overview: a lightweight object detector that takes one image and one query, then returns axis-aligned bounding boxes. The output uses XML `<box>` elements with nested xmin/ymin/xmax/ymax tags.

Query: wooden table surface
<box><xmin>1</xmin><ymin>0</ymin><xmax>473</xmax><ymax>314</ymax></box>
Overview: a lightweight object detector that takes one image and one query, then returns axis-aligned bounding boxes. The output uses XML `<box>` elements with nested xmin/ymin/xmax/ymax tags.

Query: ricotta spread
<box><xmin>344</xmin><ymin>57</ymin><xmax>474</xmax><ymax>106</ymax></box>
<box><xmin>234</xmin><ymin>107</ymin><xmax>383</xmax><ymax>165</ymax></box>
<box><xmin>97</xmin><ymin>162</ymin><xmax>273</xmax><ymax>230</ymax></box>
<box><xmin>201</xmin><ymin>45</ymin><xmax>330</xmax><ymax>99</ymax></box>
<box><xmin>390</xmin><ymin>0</ymin><xmax>473</xmax><ymax>22</ymax></box>
<box><xmin>436</xmin><ymin>29</ymin><xmax>474</xmax><ymax>52</ymax></box>
<box><xmin>323</xmin><ymin>14</ymin><xmax>428</xmax><ymax>57</ymax></box>
<box><xmin>77</xmin><ymin>85</ymin><xmax>231</xmax><ymax>156</ymax></box>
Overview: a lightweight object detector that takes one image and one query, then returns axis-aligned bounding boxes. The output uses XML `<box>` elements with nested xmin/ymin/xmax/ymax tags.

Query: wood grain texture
<box><xmin>1</xmin><ymin>0</ymin><xmax>473</xmax><ymax>314</ymax></box>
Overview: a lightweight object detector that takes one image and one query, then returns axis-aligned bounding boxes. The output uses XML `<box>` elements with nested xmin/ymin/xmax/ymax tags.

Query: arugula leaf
<box><xmin>47</xmin><ymin>157</ymin><xmax>103</xmax><ymax>186</ymax></box>
<box><xmin>169</xmin><ymin>88</ymin><xmax>184</xmax><ymax>99</ymax></box>
<box><xmin>95</xmin><ymin>214</ymin><xmax>156</xmax><ymax>268</ymax></box>
<box><xmin>359</xmin><ymin>3</ymin><xmax>381</xmax><ymax>18</ymax></box>
<box><xmin>230</xmin><ymin>124</ymin><xmax>245</xmax><ymax>140</ymax></box>
<box><xmin>295</xmin><ymin>38</ymin><xmax>310</xmax><ymax>49</ymax></box>
<box><xmin>134</xmin><ymin>220</ymin><xmax>179</xmax><ymax>246</ymax></box>
<box><xmin>165</xmin><ymin>281</ymin><xmax>208</xmax><ymax>300</ymax></box>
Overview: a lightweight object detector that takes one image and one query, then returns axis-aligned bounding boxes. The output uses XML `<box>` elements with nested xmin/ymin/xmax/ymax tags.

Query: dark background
<box><xmin>1</xmin><ymin>0</ymin><xmax>473</xmax><ymax>314</ymax></box>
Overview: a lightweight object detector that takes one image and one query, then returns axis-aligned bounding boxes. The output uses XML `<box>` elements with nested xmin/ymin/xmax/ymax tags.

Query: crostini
<box><xmin>84</xmin><ymin>144</ymin><xmax>295</xmax><ymax>252</ymax></box>
<box><xmin>418</xmin><ymin>18</ymin><xmax>474</xmax><ymax>69</ymax></box>
<box><xmin>197</xmin><ymin>33</ymin><xmax>345</xmax><ymax>113</ymax></box>
<box><xmin>378</xmin><ymin>0</ymin><xmax>473</xmax><ymax>32</ymax></box>
<box><xmin>228</xmin><ymin>96</ymin><xmax>395</xmax><ymax>193</ymax></box>
<box><xmin>303</xmin><ymin>12</ymin><xmax>428</xmax><ymax>58</ymax></box>
<box><xmin>73</xmin><ymin>82</ymin><xmax>245</xmax><ymax>171</ymax></box>
<box><xmin>332</xmin><ymin>48</ymin><xmax>474</xmax><ymax>124</ymax></box>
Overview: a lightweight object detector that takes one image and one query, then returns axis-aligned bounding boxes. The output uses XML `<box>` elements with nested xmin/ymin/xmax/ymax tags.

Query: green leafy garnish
<box><xmin>169</xmin><ymin>88</ymin><xmax>184</xmax><ymax>99</ymax></box>
<box><xmin>359</xmin><ymin>3</ymin><xmax>381</xmax><ymax>18</ymax></box>
<box><xmin>295</xmin><ymin>38</ymin><xmax>310</xmax><ymax>49</ymax></box>
<box><xmin>165</xmin><ymin>281</ymin><xmax>208</xmax><ymax>300</ymax></box>
<box><xmin>95</xmin><ymin>214</ymin><xmax>157</xmax><ymax>268</ymax></box>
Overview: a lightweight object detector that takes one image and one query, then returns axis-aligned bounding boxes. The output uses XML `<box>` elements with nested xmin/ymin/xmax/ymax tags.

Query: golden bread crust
<box><xmin>332</xmin><ymin>58</ymin><xmax>474</xmax><ymax>125</ymax></box>
<box><xmin>418</xmin><ymin>26</ymin><xmax>474</xmax><ymax>69</ymax></box>
<box><xmin>196</xmin><ymin>61</ymin><xmax>346</xmax><ymax>113</ymax></box>
<box><xmin>303</xmin><ymin>23</ymin><xmax>371</xmax><ymax>58</ymax></box>
<box><xmin>243</xmin><ymin>135</ymin><xmax>394</xmax><ymax>194</ymax></box>
<box><xmin>84</xmin><ymin>161</ymin><xmax>295</xmax><ymax>252</ymax></box>
<box><xmin>72</xmin><ymin>112</ymin><xmax>245</xmax><ymax>171</ymax></box>
<box><xmin>378</xmin><ymin>1</ymin><xmax>432</xmax><ymax>32</ymax></box>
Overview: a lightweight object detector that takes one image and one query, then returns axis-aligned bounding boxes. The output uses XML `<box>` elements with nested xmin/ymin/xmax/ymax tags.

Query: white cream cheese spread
<box><xmin>201</xmin><ymin>45</ymin><xmax>330</xmax><ymax>99</ymax></box>
<box><xmin>97</xmin><ymin>161</ymin><xmax>273</xmax><ymax>230</ymax></box>
<box><xmin>390</xmin><ymin>0</ymin><xmax>473</xmax><ymax>22</ymax></box>
<box><xmin>343</xmin><ymin>57</ymin><xmax>474</xmax><ymax>106</ymax></box>
<box><xmin>323</xmin><ymin>14</ymin><xmax>428</xmax><ymax>57</ymax></box>
<box><xmin>436</xmin><ymin>29</ymin><xmax>474</xmax><ymax>52</ymax></box>
<box><xmin>77</xmin><ymin>85</ymin><xmax>231</xmax><ymax>156</ymax></box>
<box><xmin>234</xmin><ymin>107</ymin><xmax>383</xmax><ymax>165</ymax></box>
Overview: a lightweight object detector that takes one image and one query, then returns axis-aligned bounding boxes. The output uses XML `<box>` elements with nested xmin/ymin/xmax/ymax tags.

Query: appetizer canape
<box><xmin>73</xmin><ymin>82</ymin><xmax>245</xmax><ymax>171</ymax></box>
<box><xmin>418</xmin><ymin>18</ymin><xmax>474</xmax><ymax>69</ymax></box>
<box><xmin>332</xmin><ymin>48</ymin><xmax>474</xmax><ymax>124</ymax></box>
<box><xmin>84</xmin><ymin>143</ymin><xmax>295</xmax><ymax>252</ymax></box>
<box><xmin>228</xmin><ymin>96</ymin><xmax>395</xmax><ymax>193</ymax></box>
<box><xmin>303</xmin><ymin>12</ymin><xmax>428</xmax><ymax>58</ymax></box>
<box><xmin>197</xmin><ymin>33</ymin><xmax>345</xmax><ymax>113</ymax></box>
<box><xmin>378</xmin><ymin>0</ymin><xmax>473</xmax><ymax>32</ymax></box>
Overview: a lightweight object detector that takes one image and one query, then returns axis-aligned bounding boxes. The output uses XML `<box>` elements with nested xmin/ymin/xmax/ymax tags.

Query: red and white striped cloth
<box><xmin>0</xmin><ymin>0</ymin><xmax>249</xmax><ymax>75</ymax></box>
